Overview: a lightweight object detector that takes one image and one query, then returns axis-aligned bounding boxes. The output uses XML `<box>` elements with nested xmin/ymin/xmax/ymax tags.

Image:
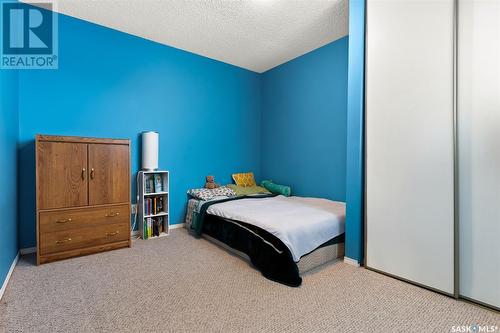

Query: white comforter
<box><xmin>206</xmin><ymin>195</ymin><xmax>345</xmax><ymax>262</ymax></box>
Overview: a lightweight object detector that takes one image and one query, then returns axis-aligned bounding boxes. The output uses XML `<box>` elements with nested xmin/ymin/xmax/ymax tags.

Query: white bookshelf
<box><xmin>138</xmin><ymin>171</ymin><xmax>169</xmax><ymax>239</ymax></box>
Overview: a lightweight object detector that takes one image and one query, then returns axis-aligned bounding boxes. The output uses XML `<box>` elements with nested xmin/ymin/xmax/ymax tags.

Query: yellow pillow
<box><xmin>232</xmin><ymin>172</ymin><xmax>256</xmax><ymax>187</ymax></box>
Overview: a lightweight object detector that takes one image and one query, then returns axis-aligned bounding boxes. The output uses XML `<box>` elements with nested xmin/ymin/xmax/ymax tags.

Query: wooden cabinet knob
<box><xmin>81</xmin><ymin>168</ymin><xmax>86</xmax><ymax>180</ymax></box>
<box><xmin>90</xmin><ymin>168</ymin><xmax>95</xmax><ymax>179</ymax></box>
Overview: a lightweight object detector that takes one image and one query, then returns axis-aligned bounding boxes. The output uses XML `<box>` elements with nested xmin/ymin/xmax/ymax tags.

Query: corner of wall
<box><xmin>0</xmin><ymin>65</ymin><xmax>20</xmax><ymax>293</ymax></box>
<box><xmin>15</xmin><ymin>69</ymin><xmax>20</xmax><ymax>254</ymax></box>
<box><xmin>258</xmin><ymin>70</ymin><xmax>266</xmax><ymax>181</ymax></box>
<box><xmin>345</xmin><ymin>0</ymin><xmax>366</xmax><ymax>264</ymax></box>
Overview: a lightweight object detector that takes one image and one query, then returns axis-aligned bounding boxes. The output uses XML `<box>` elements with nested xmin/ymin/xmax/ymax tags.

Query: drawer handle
<box><xmin>56</xmin><ymin>238</ymin><xmax>72</xmax><ymax>245</ymax></box>
<box><xmin>106</xmin><ymin>231</ymin><xmax>120</xmax><ymax>237</ymax></box>
<box><xmin>56</xmin><ymin>218</ymin><xmax>72</xmax><ymax>224</ymax></box>
<box><xmin>105</xmin><ymin>212</ymin><xmax>120</xmax><ymax>217</ymax></box>
<box><xmin>90</xmin><ymin>168</ymin><xmax>95</xmax><ymax>179</ymax></box>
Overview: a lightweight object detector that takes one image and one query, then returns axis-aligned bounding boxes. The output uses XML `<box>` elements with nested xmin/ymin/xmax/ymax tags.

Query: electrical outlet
<box><xmin>131</xmin><ymin>204</ymin><xmax>137</xmax><ymax>214</ymax></box>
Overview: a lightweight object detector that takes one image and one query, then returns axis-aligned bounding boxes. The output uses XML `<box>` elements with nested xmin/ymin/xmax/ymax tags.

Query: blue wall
<box><xmin>261</xmin><ymin>37</ymin><xmax>349</xmax><ymax>201</ymax></box>
<box><xmin>17</xmin><ymin>13</ymin><xmax>262</xmax><ymax>248</ymax></box>
<box><xmin>13</xmin><ymin>9</ymin><xmax>360</xmax><ymax>256</ymax></box>
<box><xmin>0</xmin><ymin>66</ymin><xmax>18</xmax><ymax>286</ymax></box>
<box><xmin>345</xmin><ymin>0</ymin><xmax>366</xmax><ymax>264</ymax></box>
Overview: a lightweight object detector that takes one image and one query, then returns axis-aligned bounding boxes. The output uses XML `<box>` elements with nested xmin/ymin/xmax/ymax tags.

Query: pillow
<box><xmin>232</xmin><ymin>172</ymin><xmax>256</xmax><ymax>187</ymax></box>
<box><xmin>227</xmin><ymin>184</ymin><xmax>271</xmax><ymax>196</ymax></box>
<box><xmin>261</xmin><ymin>180</ymin><xmax>291</xmax><ymax>197</ymax></box>
<box><xmin>187</xmin><ymin>186</ymin><xmax>236</xmax><ymax>201</ymax></box>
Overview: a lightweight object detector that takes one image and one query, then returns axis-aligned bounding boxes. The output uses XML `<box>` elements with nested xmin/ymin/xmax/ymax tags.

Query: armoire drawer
<box><xmin>39</xmin><ymin>204</ymin><xmax>129</xmax><ymax>233</ymax></box>
<box><xmin>40</xmin><ymin>222</ymin><xmax>129</xmax><ymax>255</ymax></box>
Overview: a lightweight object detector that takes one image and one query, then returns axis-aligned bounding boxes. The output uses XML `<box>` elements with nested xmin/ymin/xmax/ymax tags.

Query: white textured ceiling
<box><xmin>27</xmin><ymin>0</ymin><xmax>349</xmax><ymax>73</ymax></box>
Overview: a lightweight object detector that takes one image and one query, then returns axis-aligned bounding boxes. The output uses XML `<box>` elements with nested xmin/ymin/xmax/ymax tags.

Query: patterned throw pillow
<box><xmin>232</xmin><ymin>172</ymin><xmax>256</xmax><ymax>187</ymax></box>
<box><xmin>187</xmin><ymin>186</ymin><xmax>236</xmax><ymax>201</ymax></box>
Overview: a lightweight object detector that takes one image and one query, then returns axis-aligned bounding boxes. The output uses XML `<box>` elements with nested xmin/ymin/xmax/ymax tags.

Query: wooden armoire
<box><xmin>36</xmin><ymin>135</ymin><xmax>131</xmax><ymax>264</ymax></box>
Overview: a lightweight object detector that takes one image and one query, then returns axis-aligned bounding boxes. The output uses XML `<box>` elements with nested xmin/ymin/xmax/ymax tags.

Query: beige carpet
<box><xmin>1</xmin><ymin>229</ymin><xmax>498</xmax><ymax>333</ymax></box>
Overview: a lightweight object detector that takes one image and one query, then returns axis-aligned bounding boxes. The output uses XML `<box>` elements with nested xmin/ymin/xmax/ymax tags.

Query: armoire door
<box><xmin>365</xmin><ymin>0</ymin><xmax>455</xmax><ymax>294</ymax></box>
<box><xmin>37</xmin><ymin>142</ymin><xmax>88</xmax><ymax>209</ymax></box>
<box><xmin>88</xmin><ymin>144</ymin><xmax>129</xmax><ymax>205</ymax></box>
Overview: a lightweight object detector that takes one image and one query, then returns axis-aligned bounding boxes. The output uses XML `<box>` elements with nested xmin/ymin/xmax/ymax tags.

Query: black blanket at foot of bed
<box><xmin>202</xmin><ymin>213</ymin><xmax>303</xmax><ymax>287</ymax></box>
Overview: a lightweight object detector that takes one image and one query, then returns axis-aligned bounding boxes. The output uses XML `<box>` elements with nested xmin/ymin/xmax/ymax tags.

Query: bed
<box><xmin>185</xmin><ymin>194</ymin><xmax>345</xmax><ymax>287</ymax></box>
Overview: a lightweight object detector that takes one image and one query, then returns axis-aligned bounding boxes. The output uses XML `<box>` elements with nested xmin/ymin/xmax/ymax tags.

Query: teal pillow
<box><xmin>261</xmin><ymin>180</ymin><xmax>291</xmax><ymax>197</ymax></box>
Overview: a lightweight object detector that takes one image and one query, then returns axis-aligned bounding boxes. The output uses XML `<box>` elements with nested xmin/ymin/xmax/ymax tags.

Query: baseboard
<box><xmin>343</xmin><ymin>256</ymin><xmax>360</xmax><ymax>267</ymax></box>
<box><xmin>0</xmin><ymin>252</ymin><xmax>19</xmax><ymax>301</ymax></box>
<box><xmin>131</xmin><ymin>223</ymin><xmax>185</xmax><ymax>237</ymax></box>
<box><xmin>20</xmin><ymin>247</ymin><xmax>36</xmax><ymax>255</ymax></box>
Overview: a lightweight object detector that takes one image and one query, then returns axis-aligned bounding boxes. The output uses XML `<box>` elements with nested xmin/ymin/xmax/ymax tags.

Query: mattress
<box><xmin>185</xmin><ymin>197</ymin><xmax>344</xmax><ymax>277</ymax></box>
<box><xmin>205</xmin><ymin>195</ymin><xmax>345</xmax><ymax>261</ymax></box>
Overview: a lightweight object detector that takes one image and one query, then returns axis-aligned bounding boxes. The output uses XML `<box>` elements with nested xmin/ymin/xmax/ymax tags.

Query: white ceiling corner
<box><xmin>25</xmin><ymin>0</ymin><xmax>349</xmax><ymax>73</ymax></box>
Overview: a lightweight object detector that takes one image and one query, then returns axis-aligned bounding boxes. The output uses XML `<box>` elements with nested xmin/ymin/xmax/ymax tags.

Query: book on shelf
<box><xmin>143</xmin><ymin>218</ymin><xmax>149</xmax><ymax>239</ymax></box>
<box><xmin>144</xmin><ymin>196</ymin><xmax>164</xmax><ymax>216</ymax></box>
<box><xmin>154</xmin><ymin>174</ymin><xmax>163</xmax><ymax>192</ymax></box>
<box><xmin>158</xmin><ymin>217</ymin><xmax>164</xmax><ymax>234</ymax></box>
<box><xmin>145</xmin><ymin>174</ymin><xmax>155</xmax><ymax>194</ymax></box>
<box><xmin>157</xmin><ymin>196</ymin><xmax>163</xmax><ymax>212</ymax></box>
<box><xmin>143</xmin><ymin>216</ymin><xmax>166</xmax><ymax>239</ymax></box>
<box><xmin>153</xmin><ymin>218</ymin><xmax>160</xmax><ymax>237</ymax></box>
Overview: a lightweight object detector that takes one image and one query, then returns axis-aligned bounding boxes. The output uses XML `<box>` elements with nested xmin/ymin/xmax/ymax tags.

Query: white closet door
<box><xmin>458</xmin><ymin>0</ymin><xmax>500</xmax><ymax>309</ymax></box>
<box><xmin>366</xmin><ymin>0</ymin><xmax>455</xmax><ymax>294</ymax></box>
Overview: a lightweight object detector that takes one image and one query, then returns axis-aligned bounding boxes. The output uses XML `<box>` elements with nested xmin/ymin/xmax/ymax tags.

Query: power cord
<box><xmin>131</xmin><ymin>172</ymin><xmax>141</xmax><ymax>238</ymax></box>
